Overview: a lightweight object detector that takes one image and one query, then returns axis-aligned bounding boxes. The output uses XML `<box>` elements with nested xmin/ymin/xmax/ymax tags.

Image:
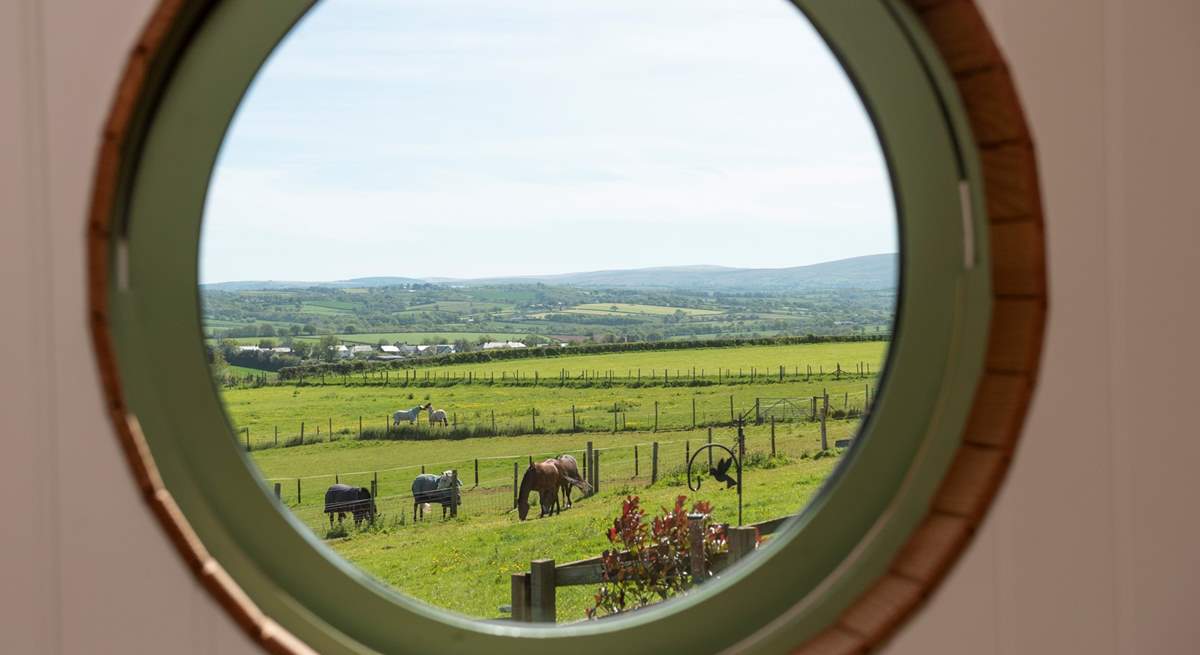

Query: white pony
<box><xmin>392</xmin><ymin>405</ymin><xmax>423</xmax><ymax>426</ymax></box>
<box><xmin>424</xmin><ymin>403</ymin><xmax>449</xmax><ymax>427</ymax></box>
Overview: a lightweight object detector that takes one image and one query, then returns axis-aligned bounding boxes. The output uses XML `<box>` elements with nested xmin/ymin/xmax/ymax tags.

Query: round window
<box><xmin>89</xmin><ymin>1</ymin><xmax>1045</xmax><ymax>653</ymax></box>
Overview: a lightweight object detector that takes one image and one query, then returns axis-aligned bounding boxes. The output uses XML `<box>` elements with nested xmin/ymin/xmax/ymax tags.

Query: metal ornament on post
<box><xmin>686</xmin><ymin>424</ymin><xmax>743</xmax><ymax>526</ymax></box>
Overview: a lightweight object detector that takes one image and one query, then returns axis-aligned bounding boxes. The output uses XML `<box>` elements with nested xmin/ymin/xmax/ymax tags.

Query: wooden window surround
<box><xmin>85</xmin><ymin>1</ymin><xmax>1045</xmax><ymax>653</ymax></box>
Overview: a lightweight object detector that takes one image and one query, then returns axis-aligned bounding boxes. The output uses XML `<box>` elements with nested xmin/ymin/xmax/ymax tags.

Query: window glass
<box><xmin>200</xmin><ymin>0</ymin><xmax>896</xmax><ymax>623</ymax></box>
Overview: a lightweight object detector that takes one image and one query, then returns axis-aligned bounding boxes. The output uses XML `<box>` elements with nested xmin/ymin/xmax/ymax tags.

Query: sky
<box><xmin>199</xmin><ymin>0</ymin><xmax>897</xmax><ymax>283</ymax></box>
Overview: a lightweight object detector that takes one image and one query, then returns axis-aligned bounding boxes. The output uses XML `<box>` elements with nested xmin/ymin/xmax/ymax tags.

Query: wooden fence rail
<box><xmin>508</xmin><ymin>514</ymin><xmax>793</xmax><ymax>622</ymax></box>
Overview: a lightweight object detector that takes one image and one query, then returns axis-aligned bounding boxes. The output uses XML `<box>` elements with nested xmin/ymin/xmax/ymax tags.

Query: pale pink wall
<box><xmin>0</xmin><ymin>1</ymin><xmax>1195</xmax><ymax>653</ymax></box>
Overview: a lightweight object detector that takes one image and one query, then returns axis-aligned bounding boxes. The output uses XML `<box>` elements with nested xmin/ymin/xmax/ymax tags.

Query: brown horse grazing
<box><xmin>552</xmin><ymin>454</ymin><xmax>591</xmax><ymax>508</ymax></box>
<box><xmin>517</xmin><ymin>460</ymin><xmax>590</xmax><ymax>520</ymax></box>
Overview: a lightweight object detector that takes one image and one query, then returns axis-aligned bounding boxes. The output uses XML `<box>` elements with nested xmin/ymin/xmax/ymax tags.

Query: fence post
<box><xmin>728</xmin><ymin>526</ymin><xmax>757</xmax><ymax>563</ymax></box>
<box><xmin>692</xmin><ymin>397</ymin><xmax>696</xmax><ymax>429</ymax></box>
<box><xmin>301</xmin><ymin>422</ymin><xmax>305</xmax><ymax>445</ymax></box>
<box><xmin>296</xmin><ymin>478</ymin><xmax>301</xmax><ymax>504</ymax></box>
<box><xmin>634</xmin><ymin>445</ymin><xmax>639</xmax><ymax>478</ymax></box>
<box><xmin>613</xmin><ymin>403</ymin><xmax>618</xmax><ymax>433</ymax></box>
<box><xmin>273</xmin><ymin>483</ymin><xmax>281</xmax><ymax>501</ymax></box>
<box><xmin>513</xmin><ymin>461</ymin><xmax>519</xmax><ymax>508</ymax></box>
<box><xmin>729</xmin><ymin>396</ymin><xmax>735</xmax><ymax>423</ymax></box>
<box><xmin>770</xmin><ymin>417</ymin><xmax>776</xmax><ymax>457</ymax></box>
<box><xmin>531</xmin><ymin>407</ymin><xmax>536</xmax><ymax>432</ymax></box>
<box><xmin>820</xmin><ymin>395</ymin><xmax>829</xmax><ymax>451</ymax></box>
<box><xmin>449</xmin><ymin>470</ymin><xmax>459</xmax><ymax>518</ymax></box>
<box><xmin>651</xmin><ymin>442</ymin><xmax>659</xmax><ymax>484</ymax></box>
<box><xmin>654</xmin><ymin>401</ymin><xmax>659</xmax><ymax>432</ymax></box>
<box><xmin>245</xmin><ymin>427</ymin><xmax>250</xmax><ymax>452</ymax></box>
<box><xmin>707</xmin><ymin>427</ymin><xmax>714</xmax><ymax>468</ymax></box>
<box><xmin>688</xmin><ymin>514</ymin><xmax>706</xmax><ymax>582</ymax></box>
<box><xmin>530</xmin><ymin>559</ymin><xmax>556</xmax><ymax>623</ymax></box>
<box><xmin>358</xmin><ymin>416</ymin><xmax>362</xmax><ymax>439</ymax></box>
<box><xmin>593</xmin><ymin>450</ymin><xmax>600</xmax><ymax>495</ymax></box>
<box><xmin>274</xmin><ymin>425</ymin><xmax>278</xmax><ymax>447</ymax></box>
<box><xmin>685</xmin><ymin>440</ymin><xmax>690</xmax><ymax>468</ymax></box>
<box><xmin>585</xmin><ymin>441</ymin><xmax>593</xmax><ymax>490</ymax></box>
<box><xmin>474</xmin><ymin>459</ymin><xmax>479</xmax><ymax>487</ymax></box>
<box><xmin>755</xmin><ymin>398</ymin><xmax>761</xmax><ymax>424</ymax></box>
<box><xmin>335</xmin><ymin>473</ymin><xmax>339</xmax><ymax>484</ymax></box>
<box><xmin>492</xmin><ymin>410</ymin><xmax>496</xmax><ymax>434</ymax></box>
<box><xmin>328</xmin><ymin>417</ymin><xmax>332</xmax><ymax>437</ymax></box>
<box><xmin>511</xmin><ymin>572</ymin><xmax>531</xmax><ymax>622</ymax></box>
<box><xmin>811</xmin><ymin>396</ymin><xmax>817</xmax><ymax>421</ymax></box>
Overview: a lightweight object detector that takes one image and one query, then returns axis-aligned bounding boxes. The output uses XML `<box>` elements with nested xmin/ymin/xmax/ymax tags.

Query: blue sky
<box><xmin>199</xmin><ymin>0</ymin><xmax>896</xmax><ymax>283</ymax></box>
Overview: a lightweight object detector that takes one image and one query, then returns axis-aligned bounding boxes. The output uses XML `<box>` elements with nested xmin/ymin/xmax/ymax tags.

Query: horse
<box><xmin>392</xmin><ymin>405</ymin><xmax>424</xmax><ymax>426</ymax></box>
<box><xmin>552</xmin><ymin>454</ymin><xmax>590</xmax><ymax>508</ymax></box>
<box><xmin>517</xmin><ymin>460</ymin><xmax>589</xmax><ymax>520</ymax></box>
<box><xmin>323</xmin><ymin>484</ymin><xmax>376</xmax><ymax>529</ymax></box>
<box><xmin>424</xmin><ymin>403</ymin><xmax>449</xmax><ymax>427</ymax></box>
<box><xmin>411</xmin><ymin>471</ymin><xmax>461</xmax><ymax>520</ymax></box>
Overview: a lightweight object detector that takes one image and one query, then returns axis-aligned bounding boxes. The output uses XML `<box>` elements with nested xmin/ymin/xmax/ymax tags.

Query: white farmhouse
<box><xmin>379</xmin><ymin>345</ymin><xmax>400</xmax><ymax>354</ymax></box>
<box><xmin>482</xmin><ymin>341</ymin><xmax>526</xmax><ymax>350</ymax></box>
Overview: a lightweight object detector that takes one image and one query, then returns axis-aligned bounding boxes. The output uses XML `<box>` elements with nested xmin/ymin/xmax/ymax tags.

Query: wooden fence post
<box><xmin>707</xmin><ymin>427</ymin><xmax>713</xmax><ymax>468</ymax></box>
<box><xmin>513</xmin><ymin>461</ymin><xmax>519</xmax><ymax>508</ymax></box>
<box><xmin>585</xmin><ymin>441</ymin><xmax>593</xmax><ymax>489</ymax></box>
<box><xmin>296</xmin><ymin>478</ymin><xmax>301</xmax><ymax>504</ymax></box>
<box><xmin>654</xmin><ymin>401</ymin><xmax>659</xmax><ymax>432</ymax></box>
<box><xmin>358</xmin><ymin>416</ymin><xmax>362</xmax><ymax>439</ymax></box>
<box><xmin>728</xmin><ymin>526</ymin><xmax>757</xmax><ymax>563</ymax></box>
<box><xmin>634</xmin><ymin>445</ymin><xmax>639</xmax><ymax>478</ymax></box>
<box><xmin>474</xmin><ymin>459</ymin><xmax>479</xmax><ymax>486</ymax></box>
<box><xmin>511</xmin><ymin>573</ymin><xmax>531</xmax><ymax>622</ymax></box>
<box><xmin>651</xmin><ymin>442</ymin><xmax>659</xmax><ymax>484</ymax></box>
<box><xmin>613</xmin><ymin>403</ymin><xmax>618</xmax><ymax>433</ymax></box>
<box><xmin>274</xmin><ymin>425</ymin><xmax>278</xmax><ymax>447</ymax></box>
<box><xmin>449</xmin><ymin>470</ymin><xmax>459</xmax><ymax>518</ymax></box>
<box><xmin>593</xmin><ymin>450</ymin><xmax>600</xmax><ymax>495</ymax></box>
<box><xmin>685</xmin><ymin>440</ymin><xmax>690</xmax><ymax>468</ymax></box>
<box><xmin>245</xmin><ymin>428</ymin><xmax>250</xmax><ymax>452</ymax></box>
<box><xmin>692</xmin><ymin>398</ymin><xmax>696</xmax><ymax>429</ymax></box>
<box><xmin>531</xmin><ymin>408</ymin><xmax>536</xmax><ymax>432</ymax></box>
<box><xmin>688</xmin><ymin>514</ymin><xmax>706</xmax><ymax>582</ymax></box>
<box><xmin>273</xmin><ymin>483</ymin><xmax>281</xmax><ymax>500</ymax></box>
<box><xmin>770</xmin><ymin>417</ymin><xmax>776</xmax><ymax>457</ymax></box>
<box><xmin>301</xmin><ymin>422</ymin><xmax>305</xmax><ymax>445</ymax></box>
<box><xmin>492</xmin><ymin>410</ymin><xmax>496</xmax><ymax>434</ymax></box>
<box><xmin>820</xmin><ymin>394</ymin><xmax>829</xmax><ymax>451</ymax></box>
<box><xmin>755</xmin><ymin>398</ymin><xmax>761</xmax><ymax>424</ymax></box>
<box><xmin>328</xmin><ymin>417</ymin><xmax>332</xmax><ymax>437</ymax></box>
<box><xmin>530</xmin><ymin>559</ymin><xmax>556</xmax><ymax>623</ymax></box>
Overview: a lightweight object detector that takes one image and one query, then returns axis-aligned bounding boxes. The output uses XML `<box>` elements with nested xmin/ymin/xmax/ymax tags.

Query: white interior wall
<box><xmin>1</xmin><ymin>1</ymin><xmax>1195</xmax><ymax>653</ymax></box>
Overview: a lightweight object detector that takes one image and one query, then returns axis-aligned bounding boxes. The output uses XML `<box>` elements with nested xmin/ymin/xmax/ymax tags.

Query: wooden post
<box><xmin>449</xmin><ymin>470</ymin><xmax>459</xmax><ymax>518</ymax></box>
<box><xmin>707</xmin><ymin>427</ymin><xmax>714</xmax><ymax>468</ymax></box>
<box><xmin>296</xmin><ymin>478</ymin><xmax>301</xmax><ymax>504</ymax></box>
<box><xmin>511</xmin><ymin>573</ymin><xmax>531</xmax><ymax>622</ymax></box>
<box><xmin>811</xmin><ymin>396</ymin><xmax>818</xmax><ymax>421</ymax></box>
<box><xmin>491</xmin><ymin>410</ymin><xmax>496</xmax><ymax>434</ymax></box>
<box><xmin>770</xmin><ymin>417</ymin><xmax>776</xmax><ymax>457</ymax></box>
<box><xmin>328</xmin><ymin>417</ymin><xmax>332</xmax><ymax>437</ymax></box>
<box><xmin>245</xmin><ymin>428</ymin><xmax>250</xmax><ymax>452</ymax></box>
<box><xmin>274</xmin><ymin>425</ymin><xmax>278</xmax><ymax>446</ymax></box>
<box><xmin>692</xmin><ymin>397</ymin><xmax>696</xmax><ymax>429</ymax></box>
<box><xmin>585</xmin><ymin>441</ymin><xmax>593</xmax><ymax>489</ymax></box>
<box><xmin>685</xmin><ymin>440</ymin><xmax>690</xmax><ymax>468</ymax></box>
<box><xmin>651</xmin><ymin>442</ymin><xmax>659</xmax><ymax>484</ymax></box>
<box><xmin>634</xmin><ymin>444</ymin><xmax>639</xmax><ymax>478</ymax></box>
<box><xmin>613</xmin><ymin>403</ymin><xmax>618</xmax><ymax>433</ymax></box>
<box><xmin>513</xmin><ymin>461</ymin><xmax>519</xmax><ymax>508</ymax></box>
<box><xmin>335</xmin><ymin>473</ymin><xmax>339</xmax><ymax>484</ymax></box>
<box><xmin>729</xmin><ymin>396</ymin><xmax>735</xmax><ymax>423</ymax></box>
<box><xmin>530</xmin><ymin>559</ymin><xmax>556</xmax><ymax>623</ymax></box>
<box><xmin>531</xmin><ymin>407</ymin><xmax>536</xmax><ymax>432</ymax></box>
<box><xmin>820</xmin><ymin>395</ymin><xmax>829</xmax><ymax>451</ymax></box>
<box><xmin>592</xmin><ymin>450</ymin><xmax>600</xmax><ymax>495</ymax></box>
<box><xmin>653</xmin><ymin>401</ymin><xmax>659</xmax><ymax>432</ymax></box>
<box><xmin>688</xmin><ymin>514</ymin><xmax>706</xmax><ymax>582</ymax></box>
<box><xmin>300</xmin><ymin>422</ymin><xmax>305</xmax><ymax>444</ymax></box>
<box><xmin>755</xmin><ymin>398</ymin><xmax>761</xmax><ymax>424</ymax></box>
<box><xmin>474</xmin><ymin>459</ymin><xmax>479</xmax><ymax>486</ymax></box>
<box><xmin>728</xmin><ymin>526</ymin><xmax>757</xmax><ymax>563</ymax></box>
<box><xmin>358</xmin><ymin>416</ymin><xmax>362</xmax><ymax>439</ymax></box>
<box><xmin>273</xmin><ymin>483</ymin><xmax>281</xmax><ymax>500</ymax></box>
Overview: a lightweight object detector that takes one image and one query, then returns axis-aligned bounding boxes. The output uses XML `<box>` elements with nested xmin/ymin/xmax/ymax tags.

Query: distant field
<box><xmin>225</xmin><ymin>365</ymin><xmax>278</xmax><ymax>379</ymax></box>
<box><xmin>407</xmin><ymin>301</ymin><xmax>512</xmax><ymax>313</ymax></box>
<box><xmin>569</xmin><ymin>303</ymin><xmax>722</xmax><ymax>316</ymax></box>
<box><xmin>300</xmin><ymin>301</ymin><xmax>355</xmax><ymax>315</ymax></box>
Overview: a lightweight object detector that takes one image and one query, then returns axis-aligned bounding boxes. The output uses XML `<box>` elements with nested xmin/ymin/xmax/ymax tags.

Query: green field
<box><xmin>568</xmin><ymin>303</ymin><xmax>723</xmax><ymax>316</ymax></box>
<box><xmin>224</xmin><ymin>340</ymin><xmax>880</xmax><ymax>621</ymax></box>
<box><xmin>249</xmin><ymin>420</ymin><xmax>855</xmax><ymax>621</ymax></box>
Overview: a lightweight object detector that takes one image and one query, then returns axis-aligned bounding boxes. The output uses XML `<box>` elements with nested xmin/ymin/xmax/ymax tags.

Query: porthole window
<box><xmin>90</xmin><ymin>2</ymin><xmax>1045</xmax><ymax>654</ymax></box>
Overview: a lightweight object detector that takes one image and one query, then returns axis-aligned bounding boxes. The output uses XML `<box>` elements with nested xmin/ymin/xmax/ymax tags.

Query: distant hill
<box><xmin>202</xmin><ymin>276</ymin><xmax>425</xmax><ymax>292</ymax></box>
<box><xmin>446</xmin><ymin>254</ymin><xmax>897</xmax><ymax>291</ymax></box>
<box><xmin>202</xmin><ymin>254</ymin><xmax>896</xmax><ymax>293</ymax></box>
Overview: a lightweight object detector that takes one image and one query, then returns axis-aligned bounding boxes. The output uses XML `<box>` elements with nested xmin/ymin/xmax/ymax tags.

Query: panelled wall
<box><xmin>1</xmin><ymin>1</ymin><xmax>1196</xmax><ymax>653</ymax></box>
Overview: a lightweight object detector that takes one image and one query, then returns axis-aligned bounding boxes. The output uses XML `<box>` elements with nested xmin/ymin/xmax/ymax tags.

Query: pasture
<box><xmin>222</xmin><ymin>340</ymin><xmax>882</xmax><ymax>620</ymax></box>
<box><xmin>250</xmin><ymin>420</ymin><xmax>855</xmax><ymax>621</ymax></box>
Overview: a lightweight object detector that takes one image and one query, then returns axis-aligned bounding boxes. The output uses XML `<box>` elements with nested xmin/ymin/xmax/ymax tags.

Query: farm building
<box><xmin>379</xmin><ymin>344</ymin><xmax>400</xmax><ymax>354</ymax></box>
<box><xmin>482</xmin><ymin>340</ymin><xmax>526</xmax><ymax>350</ymax></box>
<box><xmin>416</xmin><ymin>344</ymin><xmax>456</xmax><ymax>355</ymax></box>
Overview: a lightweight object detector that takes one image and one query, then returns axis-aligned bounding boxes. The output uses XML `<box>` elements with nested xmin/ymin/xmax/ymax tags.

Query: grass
<box><xmin>252</xmin><ymin>421</ymin><xmax>851</xmax><ymax>621</ymax></box>
<box><xmin>224</xmin><ymin>341</ymin><xmax>878</xmax><ymax>620</ymax></box>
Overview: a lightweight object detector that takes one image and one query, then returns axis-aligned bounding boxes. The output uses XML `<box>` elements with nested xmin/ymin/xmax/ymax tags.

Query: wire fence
<box><xmin>235</xmin><ymin>388</ymin><xmax>875</xmax><ymax>451</ymax></box>
<box><xmin>222</xmin><ymin>360</ymin><xmax>878</xmax><ymax>391</ymax></box>
<box><xmin>267</xmin><ymin>416</ymin><xmax>862</xmax><ymax>537</ymax></box>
